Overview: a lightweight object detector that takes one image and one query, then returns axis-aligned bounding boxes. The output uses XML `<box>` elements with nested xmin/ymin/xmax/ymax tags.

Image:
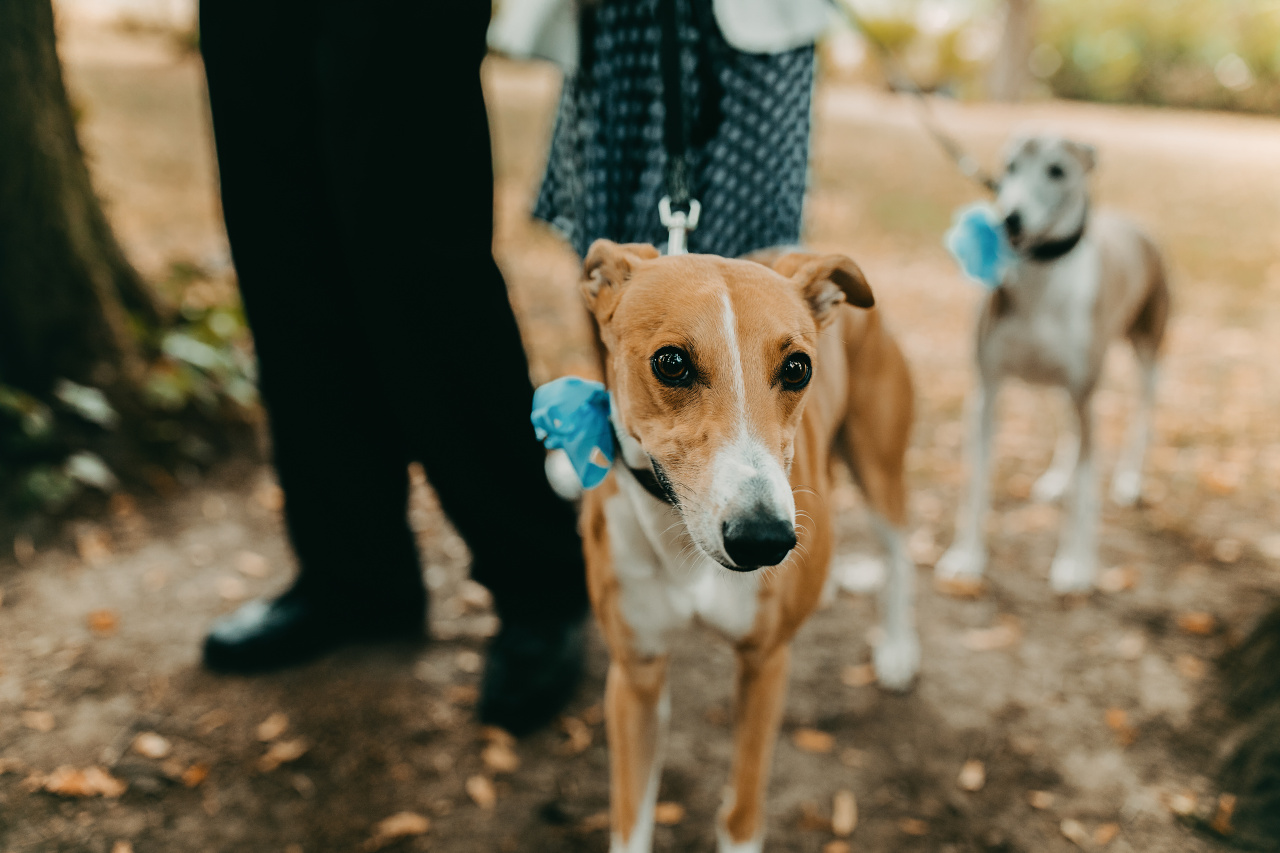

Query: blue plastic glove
<box><xmin>945</xmin><ymin>203</ymin><xmax>1015</xmax><ymax>290</ymax></box>
<box><xmin>531</xmin><ymin>376</ymin><xmax>616</xmax><ymax>490</ymax></box>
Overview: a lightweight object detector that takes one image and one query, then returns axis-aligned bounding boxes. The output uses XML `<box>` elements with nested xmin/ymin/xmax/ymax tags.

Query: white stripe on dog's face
<box><xmin>997</xmin><ymin>134</ymin><xmax>1093</xmax><ymax>249</ymax></box>
<box><xmin>603</xmin><ymin>256</ymin><xmax>818</xmax><ymax>571</ymax></box>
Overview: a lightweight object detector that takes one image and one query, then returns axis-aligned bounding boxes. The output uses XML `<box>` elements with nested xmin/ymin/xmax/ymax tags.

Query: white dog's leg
<box><xmin>937</xmin><ymin>381</ymin><xmax>998</xmax><ymax>580</ymax></box>
<box><xmin>1111</xmin><ymin>356</ymin><xmax>1157</xmax><ymax>507</ymax></box>
<box><xmin>1051</xmin><ymin>393</ymin><xmax>1099</xmax><ymax>593</ymax></box>
<box><xmin>1032</xmin><ymin>408</ymin><xmax>1078</xmax><ymax>503</ymax></box>
<box><xmin>870</xmin><ymin>513</ymin><xmax>920</xmax><ymax>691</ymax></box>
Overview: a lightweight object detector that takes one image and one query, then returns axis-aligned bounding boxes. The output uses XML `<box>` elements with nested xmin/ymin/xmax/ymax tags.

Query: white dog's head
<box><xmin>996</xmin><ymin>134</ymin><xmax>1096</xmax><ymax>251</ymax></box>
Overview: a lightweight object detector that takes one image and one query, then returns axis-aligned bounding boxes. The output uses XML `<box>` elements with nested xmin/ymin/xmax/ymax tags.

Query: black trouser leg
<box><xmin>311</xmin><ymin>0</ymin><xmax>587</xmax><ymax>624</ymax></box>
<box><xmin>200</xmin><ymin>1</ymin><xmax>424</xmax><ymax>618</ymax></box>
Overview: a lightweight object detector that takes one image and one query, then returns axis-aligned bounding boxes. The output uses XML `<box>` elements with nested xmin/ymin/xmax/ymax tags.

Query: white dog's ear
<box><xmin>770</xmin><ymin>252</ymin><xmax>875</xmax><ymax>325</ymax></box>
<box><xmin>1067</xmin><ymin>141</ymin><xmax>1097</xmax><ymax>173</ymax></box>
<box><xmin>580</xmin><ymin>240</ymin><xmax>661</xmax><ymax>321</ymax></box>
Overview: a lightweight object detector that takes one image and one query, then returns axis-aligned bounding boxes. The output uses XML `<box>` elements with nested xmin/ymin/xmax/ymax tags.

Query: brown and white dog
<box><xmin>578</xmin><ymin>240</ymin><xmax>918</xmax><ymax>852</ymax></box>
<box><xmin>937</xmin><ymin>134</ymin><xmax>1170</xmax><ymax>593</ymax></box>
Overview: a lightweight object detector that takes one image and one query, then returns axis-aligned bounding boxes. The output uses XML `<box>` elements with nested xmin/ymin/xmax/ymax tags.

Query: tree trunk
<box><xmin>0</xmin><ymin>0</ymin><xmax>161</xmax><ymax>398</ymax></box>
<box><xmin>988</xmin><ymin>0</ymin><xmax>1035</xmax><ymax>103</ymax></box>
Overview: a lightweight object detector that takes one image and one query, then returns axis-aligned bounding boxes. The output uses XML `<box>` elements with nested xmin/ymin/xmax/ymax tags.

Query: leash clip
<box><xmin>659</xmin><ymin>196</ymin><xmax>700</xmax><ymax>256</ymax></box>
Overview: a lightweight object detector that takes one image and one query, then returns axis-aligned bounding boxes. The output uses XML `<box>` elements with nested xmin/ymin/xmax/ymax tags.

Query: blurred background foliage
<box><xmin>825</xmin><ymin>0</ymin><xmax>1280</xmax><ymax>113</ymax></box>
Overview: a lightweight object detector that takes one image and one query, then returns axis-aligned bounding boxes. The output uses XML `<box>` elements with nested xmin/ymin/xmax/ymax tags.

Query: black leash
<box><xmin>836</xmin><ymin>1</ymin><xmax>1001</xmax><ymax>195</ymax></box>
<box><xmin>656</xmin><ymin>0</ymin><xmax>700</xmax><ymax>253</ymax></box>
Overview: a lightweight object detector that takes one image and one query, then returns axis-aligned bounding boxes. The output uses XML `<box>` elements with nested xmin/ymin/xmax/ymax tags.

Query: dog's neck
<box><xmin>1023</xmin><ymin>199</ymin><xmax>1089</xmax><ymax>264</ymax></box>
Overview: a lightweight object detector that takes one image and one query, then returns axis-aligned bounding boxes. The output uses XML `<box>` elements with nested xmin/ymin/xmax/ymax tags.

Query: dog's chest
<box><xmin>603</xmin><ymin>486</ymin><xmax>760</xmax><ymax>658</ymax></box>
<box><xmin>988</xmin><ymin>249</ymin><xmax>1100</xmax><ymax>388</ymax></box>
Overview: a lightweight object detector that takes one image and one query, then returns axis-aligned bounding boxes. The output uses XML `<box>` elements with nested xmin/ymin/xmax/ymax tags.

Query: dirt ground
<box><xmin>4</xmin><ymin>18</ymin><xmax>1280</xmax><ymax>853</ymax></box>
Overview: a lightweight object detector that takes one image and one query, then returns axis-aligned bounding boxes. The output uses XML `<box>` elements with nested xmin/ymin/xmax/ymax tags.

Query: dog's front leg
<box><xmin>606</xmin><ymin>656</ymin><xmax>670</xmax><ymax>853</ymax></box>
<box><xmin>937</xmin><ymin>380</ymin><xmax>998</xmax><ymax>581</ymax></box>
<box><xmin>719</xmin><ymin>643</ymin><xmax>791</xmax><ymax>853</ymax></box>
<box><xmin>870</xmin><ymin>514</ymin><xmax>920</xmax><ymax>691</ymax></box>
<box><xmin>1050</xmin><ymin>392</ymin><xmax>1099</xmax><ymax>592</ymax></box>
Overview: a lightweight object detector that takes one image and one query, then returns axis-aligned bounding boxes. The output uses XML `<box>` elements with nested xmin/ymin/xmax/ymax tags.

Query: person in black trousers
<box><xmin>198</xmin><ymin>1</ymin><xmax>588</xmax><ymax>735</ymax></box>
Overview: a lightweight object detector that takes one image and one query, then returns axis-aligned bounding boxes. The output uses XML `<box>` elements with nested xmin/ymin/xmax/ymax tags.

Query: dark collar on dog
<box><xmin>1026</xmin><ymin>206</ymin><xmax>1088</xmax><ymax>262</ymax></box>
<box><xmin>611</xmin><ymin>424</ymin><xmax>679</xmax><ymax>506</ymax></box>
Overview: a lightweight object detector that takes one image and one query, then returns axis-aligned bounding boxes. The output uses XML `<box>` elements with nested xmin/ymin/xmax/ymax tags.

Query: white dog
<box><xmin>937</xmin><ymin>134</ymin><xmax>1170</xmax><ymax>593</ymax></box>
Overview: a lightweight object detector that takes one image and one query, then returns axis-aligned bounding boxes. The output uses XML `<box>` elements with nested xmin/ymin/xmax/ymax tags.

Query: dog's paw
<box><xmin>1050</xmin><ymin>553</ymin><xmax>1096</xmax><ymax>593</ymax></box>
<box><xmin>1032</xmin><ymin>469</ymin><xmax>1071</xmax><ymax>504</ymax></box>
<box><xmin>874</xmin><ymin>632</ymin><xmax>921</xmax><ymax>692</ymax></box>
<box><xmin>935</xmin><ymin>543</ymin><xmax>987</xmax><ymax>580</ymax></box>
<box><xmin>1110</xmin><ymin>470</ymin><xmax>1142</xmax><ymax>507</ymax></box>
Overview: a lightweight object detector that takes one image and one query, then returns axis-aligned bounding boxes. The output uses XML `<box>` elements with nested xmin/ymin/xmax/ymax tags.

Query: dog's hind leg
<box><xmin>606</xmin><ymin>656</ymin><xmax>670</xmax><ymax>853</ymax></box>
<box><xmin>1050</xmin><ymin>390</ymin><xmax>1100</xmax><ymax>593</ymax></box>
<box><xmin>1112</xmin><ymin>270</ymin><xmax>1167</xmax><ymax>507</ymax></box>
<box><xmin>837</xmin><ymin>315</ymin><xmax>920</xmax><ymax>690</ymax></box>
<box><xmin>937</xmin><ymin>378</ymin><xmax>999</xmax><ymax>582</ymax></box>
<box><xmin>719</xmin><ymin>644</ymin><xmax>791</xmax><ymax>853</ymax></box>
<box><xmin>1032</xmin><ymin>399</ymin><xmax>1078</xmax><ymax>503</ymax></box>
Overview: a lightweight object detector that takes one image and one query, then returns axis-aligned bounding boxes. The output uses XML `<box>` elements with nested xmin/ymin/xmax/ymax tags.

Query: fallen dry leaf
<box><xmin>257</xmin><ymin>712</ymin><xmax>289</xmax><ymax>742</ymax></box>
<box><xmin>235</xmin><ymin>551</ymin><xmax>270</xmax><ymax>578</ymax></box>
<box><xmin>181</xmin><ymin>763</ymin><xmax>210</xmax><ymax>788</ymax></box>
<box><xmin>957</xmin><ymin>759</ymin><xmax>986</xmax><ymax>792</ymax></box>
<box><xmin>481</xmin><ymin>742</ymin><xmax>520</xmax><ymax>774</ymax></box>
<box><xmin>1105</xmin><ymin>708</ymin><xmax>1137</xmax><ymax>746</ymax></box>
<box><xmin>41</xmin><ymin>765</ymin><xmax>127</xmax><ymax>798</ymax></box>
<box><xmin>1177</xmin><ymin>611</ymin><xmax>1216</xmax><ymax>636</ymax></box>
<box><xmin>466</xmin><ymin>774</ymin><xmax>497</xmax><ymax>809</ymax></box>
<box><xmin>823</xmin><ymin>843</ymin><xmax>852</xmax><ymax>853</ymax></box>
<box><xmin>1176</xmin><ymin>654</ymin><xmax>1207</xmax><ymax>680</ymax></box>
<box><xmin>217</xmin><ymin>576</ymin><xmax>248</xmax><ymax>602</ymax></box>
<box><xmin>111</xmin><ymin>842</ymin><xmax>134</xmax><ymax>853</ymax></box>
<box><xmin>560</xmin><ymin>716</ymin><xmax>592</xmax><ymax>755</ymax></box>
<box><xmin>446</xmin><ymin>685</ymin><xmax>479</xmax><ymax>705</ymax></box>
<box><xmin>1095</xmin><ymin>822</ymin><xmax>1121</xmax><ymax>845</ymax></box>
<box><xmin>76</xmin><ymin>527</ymin><xmax>112</xmax><ymax>566</ymax></box>
<box><xmin>792</xmin><ymin>728</ymin><xmax>835</xmax><ymax>754</ymax></box>
<box><xmin>22</xmin><ymin>710</ymin><xmax>55</xmax><ymax>733</ymax></box>
<box><xmin>841</xmin><ymin>663</ymin><xmax>876</xmax><ymax>688</ymax></box>
<box><xmin>255</xmin><ymin>481</ymin><xmax>284</xmax><ymax>511</ymax></box>
<box><xmin>1060</xmin><ymin>818</ymin><xmax>1091</xmax><ymax>847</ymax></box>
<box><xmin>362</xmin><ymin>811</ymin><xmax>431</xmax><ymax>852</ymax></box>
<box><xmin>832</xmin><ymin>789</ymin><xmax>857</xmax><ymax>836</ymax></box>
<box><xmin>579</xmin><ymin>811</ymin><xmax>611</xmax><ymax>833</ymax></box>
<box><xmin>87</xmin><ymin>609</ymin><xmax>119</xmax><ymax>636</ymax></box>
<box><xmin>455</xmin><ymin>650</ymin><xmax>483</xmax><ymax>674</ymax></box>
<box><xmin>1028</xmin><ymin>790</ymin><xmax>1055</xmax><ymax>810</ymax></box>
<box><xmin>1214</xmin><ymin>539</ymin><xmax>1243</xmax><ymax>564</ymax></box>
<box><xmin>457</xmin><ymin>580</ymin><xmax>493</xmax><ymax>611</ymax></box>
<box><xmin>195</xmin><ymin>709</ymin><xmax>230</xmax><ymax>736</ymax></box>
<box><xmin>132</xmin><ymin>732</ymin><xmax>172</xmax><ymax>760</ymax></box>
<box><xmin>796</xmin><ymin>802</ymin><xmax>831</xmax><ymax>832</ymax></box>
<box><xmin>258</xmin><ymin>738</ymin><xmax>310</xmax><ymax>772</ymax></box>
<box><xmin>1116</xmin><ymin>631</ymin><xmax>1146</xmax><ymax>660</ymax></box>
<box><xmin>961</xmin><ymin>616</ymin><xmax>1022</xmax><ymax>651</ymax></box>
<box><xmin>1167</xmin><ymin>791</ymin><xmax>1198</xmax><ymax>816</ymax></box>
<box><xmin>654</xmin><ymin>802</ymin><xmax>685</xmax><ymax>825</ymax></box>
<box><xmin>1212</xmin><ymin>793</ymin><xmax>1237</xmax><ymax>835</ymax></box>
<box><xmin>1097</xmin><ymin>565</ymin><xmax>1139</xmax><ymax>593</ymax></box>
<box><xmin>898</xmin><ymin>817</ymin><xmax>928</xmax><ymax>836</ymax></box>
<box><xmin>934</xmin><ymin>575</ymin><xmax>985</xmax><ymax>599</ymax></box>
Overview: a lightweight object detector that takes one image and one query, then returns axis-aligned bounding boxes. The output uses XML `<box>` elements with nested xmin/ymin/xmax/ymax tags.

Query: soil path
<box><xmin>3</xmin><ymin>22</ymin><xmax>1280</xmax><ymax>853</ymax></box>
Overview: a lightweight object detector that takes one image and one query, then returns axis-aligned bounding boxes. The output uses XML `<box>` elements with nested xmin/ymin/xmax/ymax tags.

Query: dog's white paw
<box><xmin>1050</xmin><ymin>553</ymin><xmax>1096</xmax><ymax>593</ymax></box>
<box><xmin>935</xmin><ymin>543</ymin><xmax>987</xmax><ymax>580</ymax></box>
<box><xmin>874</xmin><ymin>632</ymin><xmax>921</xmax><ymax>692</ymax></box>
<box><xmin>1110</xmin><ymin>470</ymin><xmax>1142</xmax><ymax>507</ymax></box>
<box><xmin>1032</xmin><ymin>469</ymin><xmax>1071</xmax><ymax>504</ymax></box>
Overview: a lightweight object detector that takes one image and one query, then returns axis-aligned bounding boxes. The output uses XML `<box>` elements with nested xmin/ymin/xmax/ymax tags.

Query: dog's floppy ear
<box><xmin>580</xmin><ymin>239</ymin><xmax>661</xmax><ymax>321</ymax></box>
<box><xmin>770</xmin><ymin>252</ymin><xmax>875</xmax><ymax>325</ymax></box>
<box><xmin>1066</xmin><ymin>140</ymin><xmax>1097</xmax><ymax>173</ymax></box>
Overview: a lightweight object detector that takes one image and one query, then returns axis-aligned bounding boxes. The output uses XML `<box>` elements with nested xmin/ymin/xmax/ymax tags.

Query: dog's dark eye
<box><xmin>1047</xmin><ymin>163</ymin><xmax>1066</xmax><ymax>179</ymax></box>
<box><xmin>780</xmin><ymin>353</ymin><xmax>812</xmax><ymax>390</ymax></box>
<box><xmin>651</xmin><ymin>347</ymin><xmax>693</xmax><ymax>387</ymax></box>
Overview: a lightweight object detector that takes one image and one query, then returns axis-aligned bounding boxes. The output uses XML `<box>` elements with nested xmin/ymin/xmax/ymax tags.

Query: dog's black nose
<box><xmin>722</xmin><ymin>518</ymin><xmax>797</xmax><ymax>570</ymax></box>
<box><xmin>1004</xmin><ymin>211</ymin><xmax>1023</xmax><ymax>237</ymax></box>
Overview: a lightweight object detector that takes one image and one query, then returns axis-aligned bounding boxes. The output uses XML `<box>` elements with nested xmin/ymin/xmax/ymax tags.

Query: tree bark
<box><xmin>988</xmin><ymin>0</ymin><xmax>1035</xmax><ymax>103</ymax></box>
<box><xmin>0</xmin><ymin>0</ymin><xmax>161</xmax><ymax>398</ymax></box>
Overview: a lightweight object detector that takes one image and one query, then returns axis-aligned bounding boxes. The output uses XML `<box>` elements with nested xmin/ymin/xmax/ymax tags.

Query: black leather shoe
<box><xmin>478</xmin><ymin>617</ymin><xmax>586</xmax><ymax>736</ymax></box>
<box><xmin>202</xmin><ymin>590</ymin><xmax>425</xmax><ymax>674</ymax></box>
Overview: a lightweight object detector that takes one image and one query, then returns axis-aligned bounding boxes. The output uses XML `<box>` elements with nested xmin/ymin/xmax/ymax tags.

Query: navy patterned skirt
<box><xmin>533</xmin><ymin>0</ymin><xmax>816</xmax><ymax>259</ymax></box>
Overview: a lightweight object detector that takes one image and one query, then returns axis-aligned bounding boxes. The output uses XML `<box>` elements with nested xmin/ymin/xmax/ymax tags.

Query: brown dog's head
<box><xmin>581</xmin><ymin>240</ymin><xmax>874</xmax><ymax>571</ymax></box>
